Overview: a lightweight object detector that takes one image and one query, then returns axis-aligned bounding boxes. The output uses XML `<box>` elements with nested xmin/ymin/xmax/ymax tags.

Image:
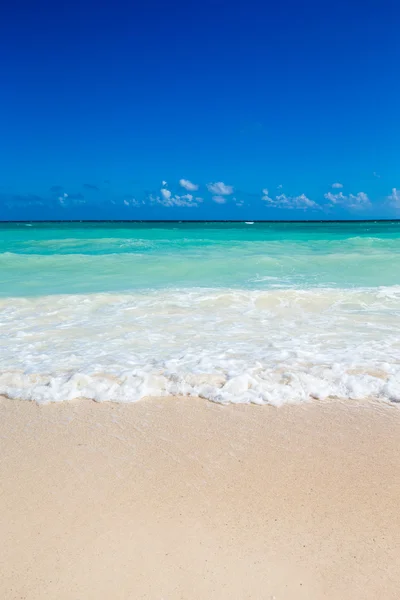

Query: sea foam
<box><xmin>1</xmin><ymin>287</ymin><xmax>400</xmax><ymax>405</ymax></box>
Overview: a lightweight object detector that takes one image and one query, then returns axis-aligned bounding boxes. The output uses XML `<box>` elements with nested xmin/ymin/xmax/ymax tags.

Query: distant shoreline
<box><xmin>1</xmin><ymin>219</ymin><xmax>400</xmax><ymax>224</ymax></box>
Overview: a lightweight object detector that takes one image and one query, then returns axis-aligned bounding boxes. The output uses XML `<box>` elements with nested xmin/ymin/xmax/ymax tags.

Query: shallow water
<box><xmin>1</xmin><ymin>221</ymin><xmax>400</xmax><ymax>404</ymax></box>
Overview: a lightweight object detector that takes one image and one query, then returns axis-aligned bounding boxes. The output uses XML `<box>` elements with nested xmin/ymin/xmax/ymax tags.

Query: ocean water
<box><xmin>1</xmin><ymin>220</ymin><xmax>400</xmax><ymax>405</ymax></box>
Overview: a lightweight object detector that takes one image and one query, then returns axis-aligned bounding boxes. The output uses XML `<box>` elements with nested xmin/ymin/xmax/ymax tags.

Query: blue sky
<box><xmin>0</xmin><ymin>0</ymin><xmax>399</xmax><ymax>220</ymax></box>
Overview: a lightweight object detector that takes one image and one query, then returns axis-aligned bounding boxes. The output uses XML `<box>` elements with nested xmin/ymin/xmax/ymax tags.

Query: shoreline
<box><xmin>1</xmin><ymin>395</ymin><xmax>400</xmax><ymax>599</ymax></box>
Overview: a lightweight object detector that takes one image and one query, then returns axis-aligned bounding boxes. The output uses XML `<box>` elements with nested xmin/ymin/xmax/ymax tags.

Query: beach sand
<box><xmin>1</xmin><ymin>395</ymin><xmax>400</xmax><ymax>599</ymax></box>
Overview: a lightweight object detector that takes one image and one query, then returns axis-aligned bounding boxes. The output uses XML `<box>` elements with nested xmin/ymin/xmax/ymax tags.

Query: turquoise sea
<box><xmin>1</xmin><ymin>221</ymin><xmax>400</xmax><ymax>404</ymax></box>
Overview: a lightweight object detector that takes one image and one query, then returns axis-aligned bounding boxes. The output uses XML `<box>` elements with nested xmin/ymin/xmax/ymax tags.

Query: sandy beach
<box><xmin>1</xmin><ymin>395</ymin><xmax>400</xmax><ymax>599</ymax></box>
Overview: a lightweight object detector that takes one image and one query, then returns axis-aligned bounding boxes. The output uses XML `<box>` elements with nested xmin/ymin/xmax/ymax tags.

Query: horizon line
<box><xmin>1</xmin><ymin>219</ymin><xmax>400</xmax><ymax>224</ymax></box>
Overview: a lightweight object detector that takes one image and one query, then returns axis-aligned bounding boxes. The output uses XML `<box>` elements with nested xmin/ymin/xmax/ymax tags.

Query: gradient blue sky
<box><xmin>1</xmin><ymin>0</ymin><xmax>399</xmax><ymax>220</ymax></box>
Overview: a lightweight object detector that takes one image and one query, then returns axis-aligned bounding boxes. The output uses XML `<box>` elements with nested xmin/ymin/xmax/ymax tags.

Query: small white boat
<box><xmin>245</xmin><ymin>221</ymin><xmax>254</xmax><ymax>225</ymax></box>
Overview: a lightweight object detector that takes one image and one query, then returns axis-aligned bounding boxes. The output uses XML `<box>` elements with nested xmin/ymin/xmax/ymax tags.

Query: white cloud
<box><xmin>160</xmin><ymin>188</ymin><xmax>172</xmax><ymax>201</ymax></box>
<box><xmin>324</xmin><ymin>191</ymin><xmax>370</xmax><ymax>209</ymax></box>
<box><xmin>277</xmin><ymin>184</ymin><xmax>283</xmax><ymax>189</ymax></box>
<box><xmin>58</xmin><ymin>192</ymin><xmax>68</xmax><ymax>205</ymax></box>
<box><xmin>373</xmin><ymin>172</ymin><xmax>380</xmax><ymax>178</ymax></box>
<box><xmin>324</xmin><ymin>191</ymin><xmax>346</xmax><ymax>204</ymax></box>
<box><xmin>262</xmin><ymin>189</ymin><xmax>317</xmax><ymax>209</ymax></box>
<box><xmin>212</xmin><ymin>195</ymin><xmax>227</xmax><ymax>204</ymax></box>
<box><xmin>349</xmin><ymin>192</ymin><xmax>369</xmax><ymax>207</ymax></box>
<box><xmin>207</xmin><ymin>181</ymin><xmax>234</xmax><ymax>195</ymax></box>
<box><xmin>162</xmin><ymin>180</ymin><xmax>167</xmax><ymax>187</ymax></box>
<box><xmin>179</xmin><ymin>179</ymin><xmax>199</xmax><ymax>191</ymax></box>
<box><xmin>388</xmin><ymin>188</ymin><xmax>400</xmax><ymax>207</ymax></box>
<box><xmin>152</xmin><ymin>187</ymin><xmax>201</xmax><ymax>207</ymax></box>
<box><xmin>278</xmin><ymin>193</ymin><xmax>317</xmax><ymax>209</ymax></box>
<box><xmin>332</xmin><ymin>182</ymin><xmax>343</xmax><ymax>189</ymax></box>
<box><xmin>261</xmin><ymin>189</ymin><xmax>273</xmax><ymax>202</ymax></box>
<box><xmin>170</xmin><ymin>194</ymin><xmax>199</xmax><ymax>207</ymax></box>
<box><xmin>123</xmin><ymin>198</ymin><xmax>141</xmax><ymax>207</ymax></box>
<box><xmin>58</xmin><ymin>192</ymin><xmax>85</xmax><ymax>206</ymax></box>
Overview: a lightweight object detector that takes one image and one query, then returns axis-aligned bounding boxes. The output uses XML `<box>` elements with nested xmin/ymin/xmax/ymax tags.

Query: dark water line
<box><xmin>1</xmin><ymin>219</ymin><xmax>400</xmax><ymax>224</ymax></box>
